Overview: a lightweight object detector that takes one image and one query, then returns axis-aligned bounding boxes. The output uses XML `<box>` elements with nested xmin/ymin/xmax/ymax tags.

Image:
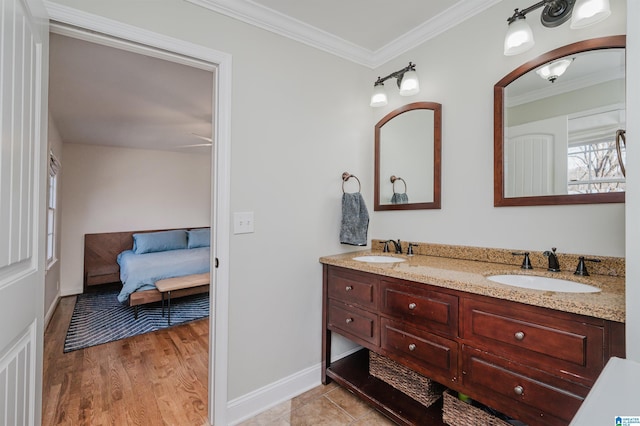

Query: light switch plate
<box><xmin>234</xmin><ymin>212</ymin><xmax>254</xmax><ymax>234</ymax></box>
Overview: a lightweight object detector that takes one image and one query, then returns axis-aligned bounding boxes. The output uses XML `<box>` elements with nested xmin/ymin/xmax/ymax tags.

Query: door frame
<box><xmin>46</xmin><ymin>4</ymin><xmax>232</xmax><ymax>424</ymax></box>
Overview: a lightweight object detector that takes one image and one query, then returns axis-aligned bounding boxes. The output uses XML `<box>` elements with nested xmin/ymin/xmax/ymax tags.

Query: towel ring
<box><xmin>390</xmin><ymin>175</ymin><xmax>407</xmax><ymax>194</ymax></box>
<box><xmin>342</xmin><ymin>172</ymin><xmax>361</xmax><ymax>193</ymax></box>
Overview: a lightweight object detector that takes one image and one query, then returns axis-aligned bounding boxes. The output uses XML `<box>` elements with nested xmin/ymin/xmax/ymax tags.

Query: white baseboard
<box><xmin>226</xmin><ymin>347</ymin><xmax>361</xmax><ymax>425</ymax></box>
<box><xmin>44</xmin><ymin>294</ymin><xmax>61</xmax><ymax>329</ymax></box>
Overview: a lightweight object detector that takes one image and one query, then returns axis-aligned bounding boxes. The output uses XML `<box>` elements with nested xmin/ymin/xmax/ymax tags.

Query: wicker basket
<box><xmin>368</xmin><ymin>351</ymin><xmax>444</xmax><ymax>408</ymax></box>
<box><xmin>442</xmin><ymin>390</ymin><xmax>512</xmax><ymax>426</ymax></box>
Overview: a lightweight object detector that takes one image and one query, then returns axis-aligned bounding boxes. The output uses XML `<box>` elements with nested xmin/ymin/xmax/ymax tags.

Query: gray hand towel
<box><xmin>391</xmin><ymin>192</ymin><xmax>409</xmax><ymax>204</ymax></box>
<box><xmin>340</xmin><ymin>192</ymin><xmax>369</xmax><ymax>246</ymax></box>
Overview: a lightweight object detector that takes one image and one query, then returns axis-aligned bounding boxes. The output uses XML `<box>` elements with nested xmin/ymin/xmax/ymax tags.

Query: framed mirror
<box><xmin>494</xmin><ymin>36</ymin><xmax>626</xmax><ymax>207</ymax></box>
<box><xmin>375</xmin><ymin>102</ymin><xmax>441</xmax><ymax>211</ymax></box>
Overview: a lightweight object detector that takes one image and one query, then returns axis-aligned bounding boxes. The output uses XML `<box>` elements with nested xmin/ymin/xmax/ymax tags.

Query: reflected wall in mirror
<box><xmin>375</xmin><ymin>102</ymin><xmax>441</xmax><ymax>211</ymax></box>
<box><xmin>494</xmin><ymin>36</ymin><xmax>626</xmax><ymax>207</ymax></box>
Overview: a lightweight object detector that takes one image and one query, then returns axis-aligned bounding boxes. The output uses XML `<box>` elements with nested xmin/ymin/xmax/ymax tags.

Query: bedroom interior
<box><xmin>43</xmin><ymin>26</ymin><xmax>216</xmax><ymax>423</ymax></box>
<box><xmin>21</xmin><ymin>0</ymin><xmax>635</xmax><ymax>425</ymax></box>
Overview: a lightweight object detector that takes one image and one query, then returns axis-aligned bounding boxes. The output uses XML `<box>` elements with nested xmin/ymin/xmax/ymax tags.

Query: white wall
<box><xmin>44</xmin><ymin>116</ymin><xmax>63</xmax><ymax>325</ymax></box>
<box><xmin>59</xmin><ymin>143</ymin><xmax>211</xmax><ymax>295</ymax></box>
<box><xmin>370</xmin><ymin>0</ymin><xmax>627</xmax><ymax>258</ymax></box>
<box><xmin>625</xmin><ymin>0</ymin><xmax>639</xmax><ymax>361</ymax></box>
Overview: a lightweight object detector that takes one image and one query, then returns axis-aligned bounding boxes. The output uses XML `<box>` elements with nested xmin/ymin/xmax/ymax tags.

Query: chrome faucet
<box><xmin>381</xmin><ymin>239</ymin><xmax>402</xmax><ymax>254</ymax></box>
<box><xmin>543</xmin><ymin>247</ymin><xmax>560</xmax><ymax>272</ymax></box>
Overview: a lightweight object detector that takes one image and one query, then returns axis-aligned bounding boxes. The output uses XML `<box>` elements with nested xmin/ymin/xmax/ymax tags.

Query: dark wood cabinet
<box><xmin>321</xmin><ymin>264</ymin><xmax>625</xmax><ymax>426</ymax></box>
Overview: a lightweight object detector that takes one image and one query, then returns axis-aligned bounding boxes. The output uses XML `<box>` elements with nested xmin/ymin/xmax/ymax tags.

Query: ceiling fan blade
<box><xmin>177</xmin><ymin>143</ymin><xmax>212</xmax><ymax>148</ymax></box>
<box><xmin>191</xmin><ymin>133</ymin><xmax>213</xmax><ymax>142</ymax></box>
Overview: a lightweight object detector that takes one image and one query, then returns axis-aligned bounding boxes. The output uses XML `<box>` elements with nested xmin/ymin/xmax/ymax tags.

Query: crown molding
<box><xmin>186</xmin><ymin>0</ymin><xmax>500</xmax><ymax>69</ymax></box>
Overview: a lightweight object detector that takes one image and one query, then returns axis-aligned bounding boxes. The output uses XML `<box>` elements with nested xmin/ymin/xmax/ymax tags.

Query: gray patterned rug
<box><xmin>63</xmin><ymin>289</ymin><xmax>209</xmax><ymax>353</ymax></box>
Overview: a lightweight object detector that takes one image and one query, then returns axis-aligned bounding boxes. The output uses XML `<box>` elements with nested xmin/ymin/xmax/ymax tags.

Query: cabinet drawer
<box><xmin>462</xmin><ymin>298</ymin><xmax>604</xmax><ymax>385</ymax></box>
<box><xmin>328</xmin><ymin>301</ymin><xmax>379</xmax><ymax>346</ymax></box>
<box><xmin>462</xmin><ymin>346</ymin><xmax>587</xmax><ymax>425</ymax></box>
<box><xmin>328</xmin><ymin>267</ymin><xmax>377</xmax><ymax>309</ymax></box>
<box><xmin>381</xmin><ymin>318</ymin><xmax>457</xmax><ymax>384</ymax></box>
<box><xmin>381</xmin><ymin>280</ymin><xmax>458</xmax><ymax>337</ymax></box>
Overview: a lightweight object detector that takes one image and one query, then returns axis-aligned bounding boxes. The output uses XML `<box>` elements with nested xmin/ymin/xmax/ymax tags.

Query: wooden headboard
<box><xmin>83</xmin><ymin>227</ymin><xmax>202</xmax><ymax>292</ymax></box>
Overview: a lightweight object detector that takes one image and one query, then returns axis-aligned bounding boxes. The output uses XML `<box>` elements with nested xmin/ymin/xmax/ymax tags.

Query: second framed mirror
<box><xmin>374</xmin><ymin>102</ymin><xmax>441</xmax><ymax>211</ymax></box>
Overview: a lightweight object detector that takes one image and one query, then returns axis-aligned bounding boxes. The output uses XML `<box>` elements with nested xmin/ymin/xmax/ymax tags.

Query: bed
<box><xmin>83</xmin><ymin>227</ymin><xmax>211</xmax><ymax>306</ymax></box>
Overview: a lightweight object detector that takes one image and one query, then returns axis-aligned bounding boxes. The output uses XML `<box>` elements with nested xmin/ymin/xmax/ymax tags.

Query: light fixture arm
<box><xmin>373</xmin><ymin>62</ymin><xmax>416</xmax><ymax>89</ymax></box>
<box><xmin>507</xmin><ymin>0</ymin><xmax>576</xmax><ymax>28</ymax></box>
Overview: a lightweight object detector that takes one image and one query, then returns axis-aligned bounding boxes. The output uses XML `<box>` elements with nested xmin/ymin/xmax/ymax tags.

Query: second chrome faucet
<box><xmin>543</xmin><ymin>247</ymin><xmax>561</xmax><ymax>272</ymax></box>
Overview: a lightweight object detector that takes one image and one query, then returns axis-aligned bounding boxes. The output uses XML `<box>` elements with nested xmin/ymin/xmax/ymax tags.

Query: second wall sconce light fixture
<box><xmin>504</xmin><ymin>0</ymin><xmax>611</xmax><ymax>56</ymax></box>
<box><xmin>370</xmin><ymin>62</ymin><xmax>420</xmax><ymax>107</ymax></box>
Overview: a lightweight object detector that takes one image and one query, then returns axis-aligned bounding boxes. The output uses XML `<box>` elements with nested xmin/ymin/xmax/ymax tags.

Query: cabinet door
<box><xmin>381</xmin><ymin>318</ymin><xmax>458</xmax><ymax>385</ymax></box>
<box><xmin>328</xmin><ymin>267</ymin><xmax>378</xmax><ymax>309</ymax></box>
<box><xmin>462</xmin><ymin>346</ymin><xmax>588</xmax><ymax>426</ymax></box>
<box><xmin>381</xmin><ymin>279</ymin><xmax>458</xmax><ymax>337</ymax></box>
<box><xmin>462</xmin><ymin>298</ymin><xmax>605</xmax><ymax>386</ymax></box>
<box><xmin>328</xmin><ymin>301</ymin><xmax>379</xmax><ymax>347</ymax></box>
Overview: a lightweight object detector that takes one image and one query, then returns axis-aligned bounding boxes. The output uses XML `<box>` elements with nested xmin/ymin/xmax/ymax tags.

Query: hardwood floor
<box><xmin>42</xmin><ymin>296</ymin><xmax>210</xmax><ymax>425</ymax></box>
<box><xmin>43</xmin><ymin>297</ymin><xmax>397</xmax><ymax>425</ymax></box>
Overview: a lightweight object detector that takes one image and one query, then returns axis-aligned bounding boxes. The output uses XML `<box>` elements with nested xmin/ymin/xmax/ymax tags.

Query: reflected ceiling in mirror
<box><xmin>494</xmin><ymin>36</ymin><xmax>626</xmax><ymax>207</ymax></box>
<box><xmin>375</xmin><ymin>102</ymin><xmax>441</xmax><ymax>211</ymax></box>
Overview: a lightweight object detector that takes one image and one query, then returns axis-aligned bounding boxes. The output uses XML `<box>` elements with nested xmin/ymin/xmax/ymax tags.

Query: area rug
<box><xmin>63</xmin><ymin>289</ymin><xmax>209</xmax><ymax>353</ymax></box>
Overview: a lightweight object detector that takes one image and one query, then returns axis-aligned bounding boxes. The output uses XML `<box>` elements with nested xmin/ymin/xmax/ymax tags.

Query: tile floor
<box><xmin>237</xmin><ymin>383</ymin><xmax>396</xmax><ymax>425</ymax></box>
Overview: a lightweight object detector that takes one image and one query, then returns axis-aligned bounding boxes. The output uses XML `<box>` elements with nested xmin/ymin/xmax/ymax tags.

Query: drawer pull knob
<box><xmin>514</xmin><ymin>331</ymin><xmax>525</xmax><ymax>341</ymax></box>
<box><xmin>408</xmin><ymin>303</ymin><xmax>417</xmax><ymax>310</ymax></box>
<box><xmin>513</xmin><ymin>385</ymin><xmax>524</xmax><ymax>395</ymax></box>
<box><xmin>345</xmin><ymin>318</ymin><xmax>353</xmax><ymax>324</ymax></box>
<box><xmin>408</xmin><ymin>343</ymin><xmax>416</xmax><ymax>351</ymax></box>
<box><xmin>345</xmin><ymin>286</ymin><xmax>353</xmax><ymax>291</ymax></box>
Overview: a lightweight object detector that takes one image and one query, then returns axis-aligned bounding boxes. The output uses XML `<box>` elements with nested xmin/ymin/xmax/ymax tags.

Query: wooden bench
<box><xmin>129</xmin><ymin>272</ymin><xmax>210</xmax><ymax>323</ymax></box>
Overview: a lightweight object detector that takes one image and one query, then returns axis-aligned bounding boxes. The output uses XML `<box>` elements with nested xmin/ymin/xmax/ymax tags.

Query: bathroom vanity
<box><xmin>320</xmin><ymin>246</ymin><xmax>625</xmax><ymax>426</ymax></box>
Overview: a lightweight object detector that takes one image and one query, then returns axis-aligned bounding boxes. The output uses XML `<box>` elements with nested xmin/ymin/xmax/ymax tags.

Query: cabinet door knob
<box><xmin>345</xmin><ymin>286</ymin><xmax>353</xmax><ymax>291</ymax></box>
<box><xmin>345</xmin><ymin>318</ymin><xmax>353</xmax><ymax>324</ymax></box>
<box><xmin>408</xmin><ymin>343</ymin><xmax>416</xmax><ymax>351</ymax></box>
<box><xmin>408</xmin><ymin>303</ymin><xmax>417</xmax><ymax>310</ymax></box>
<box><xmin>513</xmin><ymin>385</ymin><xmax>524</xmax><ymax>395</ymax></box>
<box><xmin>514</xmin><ymin>331</ymin><xmax>525</xmax><ymax>341</ymax></box>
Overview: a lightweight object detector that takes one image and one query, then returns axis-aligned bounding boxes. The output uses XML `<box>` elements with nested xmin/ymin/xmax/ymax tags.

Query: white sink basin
<box><xmin>352</xmin><ymin>255</ymin><xmax>405</xmax><ymax>263</ymax></box>
<box><xmin>487</xmin><ymin>274</ymin><xmax>601</xmax><ymax>293</ymax></box>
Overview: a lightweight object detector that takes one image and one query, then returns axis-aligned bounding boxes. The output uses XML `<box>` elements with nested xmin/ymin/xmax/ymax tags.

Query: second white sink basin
<box><xmin>353</xmin><ymin>255</ymin><xmax>405</xmax><ymax>263</ymax></box>
<box><xmin>487</xmin><ymin>274</ymin><xmax>601</xmax><ymax>293</ymax></box>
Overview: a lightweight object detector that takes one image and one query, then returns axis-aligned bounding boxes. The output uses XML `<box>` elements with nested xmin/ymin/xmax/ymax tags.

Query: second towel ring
<box><xmin>342</xmin><ymin>172</ymin><xmax>361</xmax><ymax>193</ymax></box>
<box><xmin>390</xmin><ymin>175</ymin><xmax>407</xmax><ymax>193</ymax></box>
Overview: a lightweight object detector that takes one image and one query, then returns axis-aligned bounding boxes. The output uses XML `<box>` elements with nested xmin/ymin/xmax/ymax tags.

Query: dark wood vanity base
<box><xmin>322</xmin><ymin>264</ymin><xmax>625</xmax><ymax>426</ymax></box>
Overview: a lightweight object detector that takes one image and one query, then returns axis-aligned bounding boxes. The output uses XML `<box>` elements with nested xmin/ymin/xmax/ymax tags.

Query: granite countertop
<box><xmin>319</xmin><ymin>250</ymin><xmax>626</xmax><ymax>323</ymax></box>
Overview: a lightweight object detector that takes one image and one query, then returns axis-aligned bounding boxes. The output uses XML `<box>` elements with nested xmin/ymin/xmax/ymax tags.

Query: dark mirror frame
<box><xmin>374</xmin><ymin>101</ymin><xmax>442</xmax><ymax>211</ymax></box>
<box><xmin>494</xmin><ymin>35</ymin><xmax>626</xmax><ymax>207</ymax></box>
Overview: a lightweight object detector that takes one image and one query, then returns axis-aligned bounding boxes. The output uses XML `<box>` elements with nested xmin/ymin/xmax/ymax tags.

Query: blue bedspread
<box><xmin>116</xmin><ymin>247</ymin><xmax>210</xmax><ymax>303</ymax></box>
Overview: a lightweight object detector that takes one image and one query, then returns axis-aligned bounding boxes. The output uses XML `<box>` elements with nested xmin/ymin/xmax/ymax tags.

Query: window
<box><xmin>47</xmin><ymin>152</ymin><xmax>60</xmax><ymax>268</ymax></box>
<box><xmin>567</xmin><ymin>139</ymin><xmax>625</xmax><ymax>194</ymax></box>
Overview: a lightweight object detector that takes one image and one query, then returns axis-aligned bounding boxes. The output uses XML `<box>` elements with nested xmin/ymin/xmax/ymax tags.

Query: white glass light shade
<box><xmin>570</xmin><ymin>0</ymin><xmax>611</xmax><ymax>29</ymax></box>
<box><xmin>535</xmin><ymin>58</ymin><xmax>573</xmax><ymax>82</ymax></box>
<box><xmin>399</xmin><ymin>70</ymin><xmax>420</xmax><ymax>96</ymax></box>
<box><xmin>370</xmin><ymin>84</ymin><xmax>388</xmax><ymax>107</ymax></box>
<box><xmin>504</xmin><ymin>18</ymin><xmax>534</xmax><ymax>56</ymax></box>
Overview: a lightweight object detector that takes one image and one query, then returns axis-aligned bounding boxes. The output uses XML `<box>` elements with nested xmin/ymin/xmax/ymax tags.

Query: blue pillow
<box><xmin>133</xmin><ymin>230</ymin><xmax>188</xmax><ymax>254</ymax></box>
<box><xmin>187</xmin><ymin>228</ymin><xmax>211</xmax><ymax>249</ymax></box>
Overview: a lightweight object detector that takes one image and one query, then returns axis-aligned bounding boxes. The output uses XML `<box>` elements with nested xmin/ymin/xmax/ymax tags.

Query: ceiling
<box><xmin>48</xmin><ymin>1</ymin><xmax>499</xmax><ymax>153</ymax></box>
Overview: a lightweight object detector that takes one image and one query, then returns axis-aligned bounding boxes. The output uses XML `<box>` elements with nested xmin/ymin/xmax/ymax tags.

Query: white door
<box><xmin>0</xmin><ymin>0</ymin><xmax>48</xmax><ymax>424</ymax></box>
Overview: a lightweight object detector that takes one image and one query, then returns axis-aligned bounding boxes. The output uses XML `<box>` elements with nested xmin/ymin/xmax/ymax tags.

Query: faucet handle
<box><xmin>380</xmin><ymin>241</ymin><xmax>390</xmax><ymax>253</ymax></box>
<box><xmin>574</xmin><ymin>256</ymin><xmax>601</xmax><ymax>276</ymax></box>
<box><xmin>407</xmin><ymin>243</ymin><xmax>418</xmax><ymax>256</ymax></box>
<box><xmin>512</xmin><ymin>252</ymin><xmax>533</xmax><ymax>270</ymax></box>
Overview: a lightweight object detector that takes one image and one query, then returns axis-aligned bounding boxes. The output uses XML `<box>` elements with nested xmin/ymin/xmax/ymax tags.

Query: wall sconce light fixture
<box><xmin>535</xmin><ymin>58</ymin><xmax>574</xmax><ymax>82</ymax></box>
<box><xmin>370</xmin><ymin>62</ymin><xmax>420</xmax><ymax>107</ymax></box>
<box><xmin>503</xmin><ymin>0</ymin><xmax>611</xmax><ymax>56</ymax></box>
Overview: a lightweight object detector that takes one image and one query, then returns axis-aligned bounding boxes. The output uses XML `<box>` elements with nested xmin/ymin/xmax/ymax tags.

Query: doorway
<box><xmin>45</xmin><ymin>16</ymin><xmax>231</xmax><ymax>424</ymax></box>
